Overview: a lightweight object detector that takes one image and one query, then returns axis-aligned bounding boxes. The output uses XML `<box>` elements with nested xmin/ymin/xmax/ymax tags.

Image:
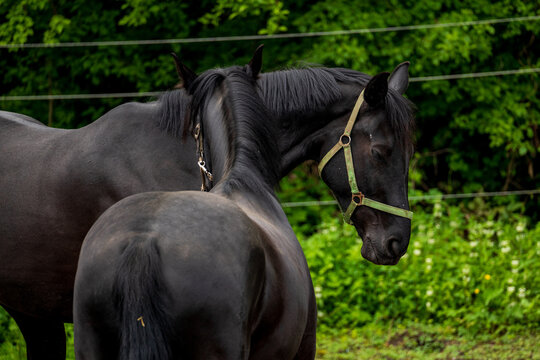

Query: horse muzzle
<box><xmin>353</xmin><ymin>217</ymin><xmax>411</xmax><ymax>265</ymax></box>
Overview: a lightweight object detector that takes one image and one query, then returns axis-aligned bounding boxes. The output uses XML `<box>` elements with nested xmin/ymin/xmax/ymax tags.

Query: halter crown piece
<box><xmin>318</xmin><ymin>89</ymin><xmax>413</xmax><ymax>225</ymax></box>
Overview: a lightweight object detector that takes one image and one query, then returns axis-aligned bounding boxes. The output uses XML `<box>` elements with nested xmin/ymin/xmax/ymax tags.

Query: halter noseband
<box><xmin>318</xmin><ymin>90</ymin><xmax>413</xmax><ymax>225</ymax></box>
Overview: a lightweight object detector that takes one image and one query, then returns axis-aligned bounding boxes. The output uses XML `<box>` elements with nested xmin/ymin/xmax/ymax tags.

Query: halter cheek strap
<box><xmin>318</xmin><ymin>90</ymin><xmax>413</xmax><ymax>225</ymax></box>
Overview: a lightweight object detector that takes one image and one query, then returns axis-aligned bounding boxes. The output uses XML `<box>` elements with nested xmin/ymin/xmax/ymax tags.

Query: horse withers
<box><xmin>73</xmin><ymin>55</ymin><xmax>317</xmax><ymax>359</ymax></box>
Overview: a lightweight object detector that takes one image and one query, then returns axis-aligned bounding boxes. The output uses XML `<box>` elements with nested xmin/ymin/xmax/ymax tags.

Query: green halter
<box><xmin>318</xmin><ymin>90</ymin><xmax>413</xmax><ymax>225</ymax></box>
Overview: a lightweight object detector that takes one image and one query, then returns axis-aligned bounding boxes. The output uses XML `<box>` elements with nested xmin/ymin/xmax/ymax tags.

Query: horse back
<box><xmin>0</xmin><ymin>110</ymin><xmax>46</xmax><ymax>127</ymax></box>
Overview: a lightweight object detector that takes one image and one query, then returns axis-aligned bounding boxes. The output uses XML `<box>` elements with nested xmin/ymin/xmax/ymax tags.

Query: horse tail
<box><xmin>114</xmin><ymin>238</ymin><xmax>173</xmax><ymax>360</ymax></box>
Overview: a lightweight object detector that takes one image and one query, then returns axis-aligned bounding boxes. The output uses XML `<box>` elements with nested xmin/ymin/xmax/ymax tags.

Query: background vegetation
<box><xmin>1</xmin><ymin>0</ymin><xmax>538</xmax><ymax>358</ymax></box>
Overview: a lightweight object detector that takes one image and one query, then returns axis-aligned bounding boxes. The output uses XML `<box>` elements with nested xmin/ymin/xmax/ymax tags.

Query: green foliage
<box><xmin>300</xmin><ymin>200</ymin><xmax>539</xmax><ymax>335</ymax></box>
<box><xmin>200</xmin><ymin>0</ymin><xmax>289</xmax><ymax>34</ymax></box>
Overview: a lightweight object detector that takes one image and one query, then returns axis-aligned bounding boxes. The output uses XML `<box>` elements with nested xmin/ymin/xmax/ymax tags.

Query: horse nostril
<box><xmin>387</xmin><ymin>237</ymin><xmax>402</xmax><ymax>258</ymax></box>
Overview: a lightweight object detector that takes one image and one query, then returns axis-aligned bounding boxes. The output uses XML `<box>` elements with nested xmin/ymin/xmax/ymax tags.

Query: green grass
<box><xmin>1</xmin><ymin>322</ymin><xmax>538</xmax><ymax>359</ymax></box>
<box><xmin>315</xmin><ymin>323</ymin><xmax>540</xmax><ymax>360</ymax></box>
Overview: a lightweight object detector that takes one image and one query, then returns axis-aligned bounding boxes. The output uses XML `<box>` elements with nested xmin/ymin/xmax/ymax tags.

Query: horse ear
<box><xmin>388</xmin><ymin>61</ymin><xmax>410</xmax><ymax>94</ymax></box>
<box><xmin>364</xmin><ymin>72</ymin><xmax>389</xmax><ymax>108</ymax></box>
<box><xmin>247</xmin><ymin>44</ymin><xmax>264</xmax><ymax>79</ymax></box>
<box><xmin>170</xmin><ymin>52</ymin><xmax>197</xmax><ymax>88</ymax></box>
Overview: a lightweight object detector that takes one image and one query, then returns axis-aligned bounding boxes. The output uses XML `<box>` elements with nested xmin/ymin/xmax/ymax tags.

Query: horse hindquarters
<box><xmin>74</xmin><ymin>193</ymin><xmax>267</xmax><ymax>359</ymax></box>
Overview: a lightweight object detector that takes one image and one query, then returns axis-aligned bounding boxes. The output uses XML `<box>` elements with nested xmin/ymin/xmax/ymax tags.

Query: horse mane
<box><xmin>258</xmin><ymin>67</ymin><xmax>415</xmax><ymax>154</ymax></box>
<box><xmin>187</xmin><ymin>66</ymin><xmax>280</xmax><ymax>195</ymax></box>
<box><xmin>156</xmin><ymin>66</ymin><xmax>415</xmax><ymax>155</ymax></box>
<box><xmin>156</xmin><ymin>88</ymin><xmax>190</xmax><ymax>138</ymax></box>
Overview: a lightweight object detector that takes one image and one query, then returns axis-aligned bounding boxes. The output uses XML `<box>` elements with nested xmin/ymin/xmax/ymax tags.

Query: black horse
<box><xmin>0</xmin><ymin>50</ymin><xmax>414</xmax><ymax>359</ymax></box>
<box><xmin>74</xmin><ymin>61</ymin><xmax>316</xmax><ymax>359</ymax></box>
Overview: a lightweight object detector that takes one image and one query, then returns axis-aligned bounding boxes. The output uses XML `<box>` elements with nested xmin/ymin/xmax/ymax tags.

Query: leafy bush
<box><xmin>300</xmin><ymin>199</ymin><xmax>539</xmax><ymax>335</ymax></box>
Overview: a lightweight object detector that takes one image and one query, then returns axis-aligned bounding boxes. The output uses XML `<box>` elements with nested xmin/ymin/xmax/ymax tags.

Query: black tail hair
<box><xmin>114</xmin><ymin>238</ymin><xmax>173</xmax><ymax>359</ymax></box>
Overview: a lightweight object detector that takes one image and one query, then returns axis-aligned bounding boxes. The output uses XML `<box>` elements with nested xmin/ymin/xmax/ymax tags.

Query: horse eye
<box><xmin>371</xmin><ymin>149</ymin><xmax>383</xmax><ymax>160</ymax></box>
<box><xmin>371</xmin><ymin>147</ymin><xmax>390</xmax><ymax>162</ymax></box>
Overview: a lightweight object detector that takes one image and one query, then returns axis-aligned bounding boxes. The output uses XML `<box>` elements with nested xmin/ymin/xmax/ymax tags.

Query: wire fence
<box><xmin>1</xmin><ymin>15</ymin><xmax>539</xmax><ymax>101</ymax></box>
<box><xmin>280</xmin><ymin>189</ymin><xmax>540</xmax><ymax>208</ymax></box>
<box><xmin>1</xmin><ymin>67</ymin><xmax>539</xmax><ymax>101</ymax></box>
<box><xmin>1</xmin><ymin>15</ymin><xmax>538</xmax><ymax>49</ymax></box>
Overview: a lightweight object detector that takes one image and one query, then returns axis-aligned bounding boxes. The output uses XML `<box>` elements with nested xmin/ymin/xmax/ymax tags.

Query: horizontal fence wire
<box><xmin>2</xmin><ymin>67</ymin><xmax>539</xmax><ymax>101</ymax></box>
<box><xmin>280</xmin><ymin>189</ymin><xmax>540</xmax><ymax>208</ymax></box>
<box><xmin>1</xmin><ymin>15</ymin><xmax>538</xmax><ymax>49</ymax></box>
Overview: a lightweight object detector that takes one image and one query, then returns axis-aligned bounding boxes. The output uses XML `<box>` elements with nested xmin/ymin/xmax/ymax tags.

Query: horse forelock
<box><xmin>385</xmin><ymin>88</ymin><xmax>416</xmax><ymax>156</ymax></box>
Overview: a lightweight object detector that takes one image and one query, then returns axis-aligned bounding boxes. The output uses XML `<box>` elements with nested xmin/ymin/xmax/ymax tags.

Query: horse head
<box><xmin>318</xmin><ymin>62</ymin><xmax>415</xmax><ymax>265</ymax></box>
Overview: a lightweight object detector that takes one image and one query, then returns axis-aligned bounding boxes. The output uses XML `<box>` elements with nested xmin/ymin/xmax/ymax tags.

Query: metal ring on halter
<box><xmin>340</xmin><ymin>134</ymin><xmax>351</xmax><ymax>146</ymax></box>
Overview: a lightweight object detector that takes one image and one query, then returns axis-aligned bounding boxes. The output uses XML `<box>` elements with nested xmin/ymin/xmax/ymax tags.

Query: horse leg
<box><xmin>294</xmin><ymin>295</ymin><xmax>317</xmax><ymax>360</ymax></box>
<box><xmin>4</xmin><ymin>307</ymin><xmax>66</xmax><ymax>360</ymax></box>
<box><xmin>293</xmin><ymin>330</ymin><xmax>316</xmax><ymax>360</ymax></box>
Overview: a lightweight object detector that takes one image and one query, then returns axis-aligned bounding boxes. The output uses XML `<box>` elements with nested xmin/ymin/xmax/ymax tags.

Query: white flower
<box><xmin>518</xmin><ymin>288</ymin><xmax>526</xmax><ymax>299</ymax></box>
<box><xmin>428</xmin><ymin>238</ymin><xmax>435</xmax><ymax>245</ymax></box>
<box><xmin>512</xmin><ymin>268</ymin><xmax>519</xmax><ymax>274</ymax></box>
<box><xmin>511</xmin><ymin>260</ymin><xmax>519</xmax><ymax>267</ymax></box>
<box><xmin>462</xmin><ymin>267</ymin><xmax>470</xmax><ymax>274</ymax></box>
<box><xmin>413</xmin><ymin>249</ymin><xmax>421</xmax><ymax>256</ymax></box>
<box><xmin>507</xmin><ymin>278</ymin><xmax>514</xmax><ymax>284</ymax></box>
<box><xmin>482</xmin><ymin>229</ymin><xmax>495</xmax><ymax>237</ymax></box>
<box><xmin>426</xmin><ymin>289</ymin><xmax>434</xmax><ymax>296</ymax></box>
<box><xmin>317</xmin><ymin>311</ymin><xmax>324</xmax><ymax>318</ymax></box>
<box><xmin>426</xmin><ymin>265</ymin><xmax>432</xmax><ymax>271</ymax></box>
<box><xmin>426</xmin><ymin>301</ymin><xmax>431</xmax><ymax>308</ymax></box>
<box><xmin>501</xmin><ymin>247</ymin><xmax>511</xmax><ymax>254</ymax></box>
<box><xmin>463</xmin><ymin>276</ymin><xmax>470</xmax><ymax>282</ymax></box>
<box><xmin>426</xmin><ymin>258</ymin><xmax>432</xmax><ymax>264</ymax></box>
<box><xmin>469</xmin><ymin>252</ymin><xmax>478</xmax><ymax>258</ymax></box>
<box><xmin>516</xmin><ymin>223</ymin><xmax>525</xmax><ymax>232</ymax></box>
<box><xmin>470</xmin><ymin>241</ymin><xmax>478</xmax><ymax>248</ymax></box>
<box><xmin>507</xmin><ymin>286</ymin><xmax>515</xmax><ymax>293</ymax></box>
<box><xmin>500</xmin><ymin>240</ymin><xmax>509</xmax><ymax>247</ymax></box>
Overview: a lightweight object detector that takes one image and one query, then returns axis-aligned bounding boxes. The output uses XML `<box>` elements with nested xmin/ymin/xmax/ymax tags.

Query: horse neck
<box><xmin>258</xmin><ymin>69</ymin><xmax>365</xmax><ymax>176</ymax></box>
<box><xmin>202</xmin><ymin>81</ymin><xmax>283</xmax><ymax>220</ymax></box>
